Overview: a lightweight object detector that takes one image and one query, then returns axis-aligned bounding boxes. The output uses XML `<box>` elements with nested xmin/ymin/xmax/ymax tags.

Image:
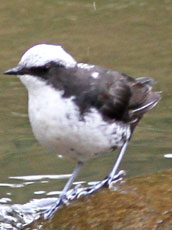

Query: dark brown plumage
<box><xmin>15</xmin><ymin>62</ymin><xmax>161</xmax><ymax>127</ymax></box>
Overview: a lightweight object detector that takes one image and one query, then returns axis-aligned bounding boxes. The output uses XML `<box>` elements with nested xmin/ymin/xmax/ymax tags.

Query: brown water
<box><xmin>0</xmin><ymin>0</ymin><xmax>171</xmax><ymax>228</ymax></box>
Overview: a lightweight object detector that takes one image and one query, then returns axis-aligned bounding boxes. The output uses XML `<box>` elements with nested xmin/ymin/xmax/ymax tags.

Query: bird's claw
<box><xmin>67</xmin><ymin>170</ymin><xmax>126</xmax><ymax>199</ymax></box>
<box><xmin>43</xmin><ymin>196</ymin><xmax>68</xmax><ymax>219</ymax></box>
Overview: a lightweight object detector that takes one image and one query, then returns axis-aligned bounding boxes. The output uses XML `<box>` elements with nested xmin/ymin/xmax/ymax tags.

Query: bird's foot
<box><xmin>104</xmin><ymin>170</ymin><xmax>126</xmax><ymax>189</ymax></box>
<box><xmin>84</xmin><ymin>170</ymin><xmax>126</xmax><ymax>195</ymax></box>
<box><xmin>67</xmin><ymin>170</ymin><xmax>126</xmax><ymax>199</ymax></box>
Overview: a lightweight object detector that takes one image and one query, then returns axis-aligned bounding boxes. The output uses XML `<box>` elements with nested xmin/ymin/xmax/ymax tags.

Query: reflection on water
<box><xmin>0</xmin><ymin>174</ymin><xmax>72</xmax><ymax>202</ymax></box>
<box><xmin>0</xmin><ymin>174</ymin><xmax>84</xmax><ymax>229</ymax></box>
<box><xmin>0</xmin><ymin>198</ymin><xmax>56</xmax><ymax>229</ymax></box>
<box><xmin>0</xmin><ymin>0</ymin><xmax>172</xmax><ymax>229</ymax></box>
<box><xmin>0</xmin><ymin>174</ymin><xmax>97</xmax><ymax>229</ymax></box>
<box><xmin>164</xmin><ymin>154</ymin><xmax>172</xmax><ymax>159</ymax></box>
<box><xmin>9</xmin><ymin>174</ymin><xmax>72</xmax><ymax>181</ymax></box>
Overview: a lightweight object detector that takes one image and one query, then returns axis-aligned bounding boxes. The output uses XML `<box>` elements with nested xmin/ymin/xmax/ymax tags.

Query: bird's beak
<box><xmin>4</xmin><ymin>65</ymin><xmax>23</xmax><ymax>75</ymax></box>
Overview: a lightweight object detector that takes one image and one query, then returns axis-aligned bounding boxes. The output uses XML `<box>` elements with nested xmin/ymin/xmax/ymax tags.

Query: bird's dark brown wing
<box><xmin>44</xmin><ymin>63</ymin><xmax>160</xmax><ymax>123</ymax></box>
<box><xmin>97</xmin><ymin>78</ymin><xmax>132</xmax><ymax>121</ymax></box>
<box><xmin>70</xmin><ymin>66</ymin><xmax>133</xmax><ymax>121</ymax></box>
<box><xmin>87</xmin><ymin>70</ymin><xmax>161</xmax><ymax>123</ymax></box>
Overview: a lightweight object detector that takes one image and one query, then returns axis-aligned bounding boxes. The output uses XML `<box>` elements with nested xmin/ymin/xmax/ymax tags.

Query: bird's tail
<box><xmin>128</xmin><ymin>77</ymin><xmax>161</xmax><ymax>132</ymax></box>
<box><xmin>131</xmin><ymin>91</ymin><xmax>161</xmax><ymax>116</ymax></box>
<box><xmin>129</xmin><ymin>77</ymin><xmax>161</xmax><ymax>116</ymax></box>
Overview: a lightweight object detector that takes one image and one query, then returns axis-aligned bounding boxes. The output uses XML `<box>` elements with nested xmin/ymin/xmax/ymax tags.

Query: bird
<box><xmin>4</xmin><ymin>44</ymin><xmax>161</xmax><ymax>218</ymax></box>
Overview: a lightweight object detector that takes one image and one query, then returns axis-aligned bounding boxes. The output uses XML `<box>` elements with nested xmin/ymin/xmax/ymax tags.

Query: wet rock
<box><xmin>40</xmin><ymin>169</ymin><xmax>172</xmax><ymax>230</ymax></box>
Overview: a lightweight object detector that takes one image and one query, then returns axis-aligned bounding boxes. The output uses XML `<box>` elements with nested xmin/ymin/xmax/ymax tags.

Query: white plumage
<box><xmin>20</xmin><ymin>74</ymin><xmax>130</xmax><ymax>162</ymax></box>
<box><xmin>19</xmin><ymin>44</ymin><xmax>77</xmax><ymax>69</ymax></box>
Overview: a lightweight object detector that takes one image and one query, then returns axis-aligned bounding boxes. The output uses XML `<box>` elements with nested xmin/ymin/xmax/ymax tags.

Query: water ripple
<box><xmin>9</xmin><ymin>174</ymin><xmax>71</xmax><ymax>181</ymax></box>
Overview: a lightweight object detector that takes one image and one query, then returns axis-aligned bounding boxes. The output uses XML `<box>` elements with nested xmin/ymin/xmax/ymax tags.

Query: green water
<box><xmin>0</xmin><ymin>0</ymin><xmax>171</xmax><ymax>207</ymax></box>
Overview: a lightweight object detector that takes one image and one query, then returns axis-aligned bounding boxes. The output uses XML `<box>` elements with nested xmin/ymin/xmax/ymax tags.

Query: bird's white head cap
<box><xmin>19</xmin><ymin>44</ymin><xmax>77</xmax><ymax>69</ymax></box>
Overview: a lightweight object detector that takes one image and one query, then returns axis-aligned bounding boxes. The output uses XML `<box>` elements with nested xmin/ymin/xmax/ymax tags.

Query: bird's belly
<box><xmin>28</xmin><ymin>88</ymin><xmax>130</xmax><ymax>161</ymax></box>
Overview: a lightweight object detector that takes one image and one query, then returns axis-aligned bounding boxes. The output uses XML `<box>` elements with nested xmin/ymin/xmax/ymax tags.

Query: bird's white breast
<box><xmin>21</xmin><ymin>75</ymin><xmax>131</xmax><ymax>162</ymax></box>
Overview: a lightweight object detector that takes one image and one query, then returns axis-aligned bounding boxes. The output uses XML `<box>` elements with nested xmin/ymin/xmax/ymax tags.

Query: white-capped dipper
<box><xmin>4</xmin><ymin>44</ymin><xmax>161</xmax><ymax>218</ymax></box>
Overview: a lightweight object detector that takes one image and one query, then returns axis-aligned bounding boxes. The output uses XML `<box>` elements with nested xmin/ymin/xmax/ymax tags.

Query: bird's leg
<box><xmin>107</xmin><ymin>141</ymin><xmax>128</xmax><ymax>185</ymax></box>
<box><xmin>44</xmin><ymin>143</ymin><xmax>128</xmax><ymax>218</ymax></box>
<box><xmin>44</xmin><ymin>161</ymin><xmax>84</xmax><ymax>219</ymax></box>
<box><xmin>74</xmin><ymin>141</ymin><xmax>129</xmax><ymax>197</ymax></box>
<box><xmin>91</xmin><ymin>141</ymin><xmax>129</xmax><ymax>192</ymax></box>
<box><xmin>59</xmin><ymin>161</ymin><xmax>84</xmax><ymax>200</ymax></box>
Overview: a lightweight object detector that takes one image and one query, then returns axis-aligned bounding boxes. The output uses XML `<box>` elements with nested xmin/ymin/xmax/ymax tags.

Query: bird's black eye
<box><xmin>29</xmin><ymin>62</ymin><xmax>65</xmax><ymax>78</ymax></box>
<box><xmin>30</xmin><ymin>66</ymin><xmax>50</xmax><ymax>76</ymax></box>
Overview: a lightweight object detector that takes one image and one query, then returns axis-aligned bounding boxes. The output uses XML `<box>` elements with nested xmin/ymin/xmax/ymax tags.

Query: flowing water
<box><xmin>0</xmin><ymin>0</ymin><xmax>171</xmax><ymax>229</ymax></box>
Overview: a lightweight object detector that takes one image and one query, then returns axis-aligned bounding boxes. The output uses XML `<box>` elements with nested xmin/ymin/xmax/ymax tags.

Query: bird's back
<box><xmin>40</xmin><ymin>63</ymin><xmax>161</xmax><ymax>141</ymax></box>
<box><xmin>51</xmin><ymin>64</ymin><xmax>161</xmax><ymax>127</ymax></box>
